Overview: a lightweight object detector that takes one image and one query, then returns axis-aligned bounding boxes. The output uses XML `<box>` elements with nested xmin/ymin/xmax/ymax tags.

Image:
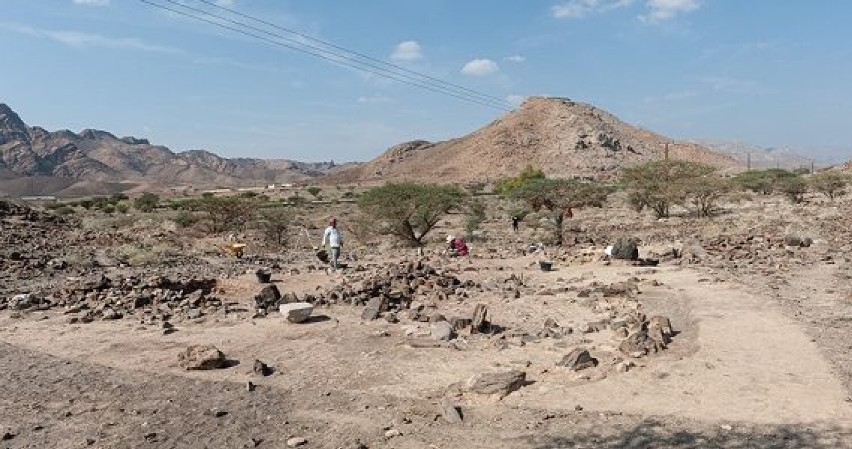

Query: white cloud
<box><xmin>72</xmin><ymin>0</ymin><xmax>110</xmax><ymax>6</ymax></box>
<box><xmin>552</xmin><ymin>0</ymin><xmax>634</xmax><ymax>19</ymax></box>
<box><xmin>0</xmin><ymin>23</ymin><xmax>180</xmax><ymax>53</ymax></box>
<box><xmin>505</xmin><ymin>55</ymin><xmax>526</xmax><ymax>63</ymax></box>
<box><xmin>461</xmin><ymin>59</ymin><xmax>500</xmax><ymax>76</ymax></box>
<box><xmin>507</xmin><ymin>95</ymin><xmax>526</xmax><ymax>106</ymax></box>
<box><xmin>639</xmin><ymin>0</ymin><xmax>701</xmax><ymax>22</ymax></box>
<box><xmin>390</xmin><ymin>41</ymin><xmax>423</xmax><ymax>61</ymax></box>
<box><xmin>214</xmin><ymin>0</ymin><xmax>235</xmax><ymax>6</ymax></box>
<box><xmin>357</xmin><ymin>95</ymin><xmax>393</xmax><ymax>104</ymax></box>
<box><xmin>700</xmin><ymin>76</ymin><xmax>762</xmax><ymax>94</ymax></box>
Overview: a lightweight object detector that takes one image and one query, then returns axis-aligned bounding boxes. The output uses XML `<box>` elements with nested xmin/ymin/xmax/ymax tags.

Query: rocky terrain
<box><xmin>0</xmin><ymin>103</ymin><xmax>347</xmax><ymax>197</ymax></box>
<box><xmin>2</xmin><ymin>183</ymin><xmax>852</xmax><ymax>448</ymax></box>
<box><xmin>324</xmin><ymin>97</ymin><xmax>743</xmax><ymax>184</ymax></box>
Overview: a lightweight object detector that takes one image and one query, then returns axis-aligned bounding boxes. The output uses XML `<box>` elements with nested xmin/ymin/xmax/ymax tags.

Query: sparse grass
<box><xmin>117</xmin><ymin>243</ymin><xmax>180</xmax><ymax>267</ymax></box>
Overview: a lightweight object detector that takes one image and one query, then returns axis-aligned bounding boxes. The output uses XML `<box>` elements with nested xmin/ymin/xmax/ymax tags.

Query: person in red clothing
<box><xmin>446</xmin><ymin>235</ymin><xmax>469</xmax><ymax>257</ymax></box>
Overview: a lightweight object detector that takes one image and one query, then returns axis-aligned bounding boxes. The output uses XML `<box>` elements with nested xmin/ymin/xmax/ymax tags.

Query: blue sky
<box><xmin>1</xmin><ymin>0</ymin><xmax>850</xmax><ymax>162</ymax></box>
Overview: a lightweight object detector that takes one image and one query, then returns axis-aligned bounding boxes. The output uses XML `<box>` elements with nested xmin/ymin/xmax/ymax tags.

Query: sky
<box><xmin>1</xmin><ymin>0</ymin><xmax>851</xmax><ymax>162</ymax></box>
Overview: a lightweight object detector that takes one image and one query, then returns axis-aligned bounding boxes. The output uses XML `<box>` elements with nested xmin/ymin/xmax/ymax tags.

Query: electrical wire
<box><xmin>140</xmin><ymin>0</ymin><xmax>513</xmax><ymax>110</ymax></box>
<box><xmin>194</xmin><ymin>0</ymin><xmax>512</xmax><ymax>106</ymax></box>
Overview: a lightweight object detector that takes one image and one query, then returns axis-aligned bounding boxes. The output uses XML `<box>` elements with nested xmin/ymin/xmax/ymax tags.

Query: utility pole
<box><xmin>810</xmin><ymin>159</ymin><xmax>815</xmax><ymax>174</ymax></box>
<box><xmin>746</xmin><ymin>152</ymin><xmax>751</xmax><ymax>171</ymax></box>
<box><xmin>664</xmin><ymin>142</ymin><xmax>669</xmax><ymax>160</ymax></box>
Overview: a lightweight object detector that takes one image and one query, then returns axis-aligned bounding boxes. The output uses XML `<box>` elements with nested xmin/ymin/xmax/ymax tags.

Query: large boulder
<box><xmin>430</xmin><ymin>321</ymin><xmax>456</xmax><ymax>341</ymax></box>
<box><xmin>178</xmin><ymin>345</ymin><xmax>227</xmax><ymax>370</ymax></box>
<box><xmin>466</xmin><ymin>370</ymin><xmax>527</xmax><ymax>398</ymax></box>
<box><xmin>279</xmin><ymin>302</ymin><xmax>313</xmax><ymax>323</ymax></box>
<box><xmin>611</xmin><ymin>238</ymin><xmax>639</xmax><ymax>260</ymax></box>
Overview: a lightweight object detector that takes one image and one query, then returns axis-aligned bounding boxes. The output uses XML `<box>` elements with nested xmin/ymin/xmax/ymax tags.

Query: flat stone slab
<box><xmin>279</xmin><ymin>302</ymin><xmax>313</xmax><ymax>323</ymax></box>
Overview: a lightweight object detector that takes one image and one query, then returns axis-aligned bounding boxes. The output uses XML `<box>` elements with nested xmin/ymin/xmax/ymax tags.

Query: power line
<box><xmin>195</xmin><ymin>0</ymin><xmax>511</xmax><ymax>107</ymax></box>
<box><xmin>140</xmin><ymin>0</ymin><xmax>512</xmax><ymax>110</ymax></box>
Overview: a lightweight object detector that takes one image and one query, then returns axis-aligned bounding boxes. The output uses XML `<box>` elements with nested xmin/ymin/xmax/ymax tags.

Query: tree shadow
<box><xmin>519</xmin><ymin>418</ymin><xmax>852</xmax><ymax>449</ymax></box>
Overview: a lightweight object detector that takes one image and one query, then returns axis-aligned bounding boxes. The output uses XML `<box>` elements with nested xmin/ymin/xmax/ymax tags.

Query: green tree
<box><xmin>358</xmin><ymin>182</ymin><xmax>466</xmax><ymax>246</ymax></box>
<box><xmin>134</xmin><ymin>192</ymin><xmax>160</xmax><ymax>212</ymax></box>
<box><xmin>511</xmin><ymin>178</ymin><xmax>611</xmax><ymax>245</ymax></box>
<box><xmin>306</xmin><ymin>186</ymin><xmax>322</xmax><ymax>199</ymax></box>
<box><xmin>495</xmin><ymin>165</ymin><xmax>546</xmax><ymax>195</ymax></box>
<box><xmin>173</xmin><ymin>211</ymin><xmax>198</xmax><ymax>228</ymax></box>
<box><xmin>777</xmin><ymin>176</ymin><xmax>808</xmax><ymax>204</ymax></box>
<box><xmin>809</xmin><ymin>171</ymin><xmax>849</xmax><ymax>200</ymax></box>
<box><xmin>199</xmin><ymin>196</ymin><xmax>260</xmax><ymax>233</ymax></box>
<box><xmin>681</xmin><ymin>175</ymin><xmax>735</xmax><ymax>217</ymax></box>
<box><xmin>733</xmin><ymin>169</ymin><xmax>799</xmax><ymax>195</ymax></box>
<box><xmin>257</xmin><ymin>207</ymin><xmax>292</xmax><ymax>246</ymax></box>
<box><xmin>109</xmin><ymin>193</ymin><xmax>129</xmax><ymax>205</ymax></box>
<box><xmin>622</xmin><ymin>160</ymin><xmax>715</xmax><ymax>219</ymax></box>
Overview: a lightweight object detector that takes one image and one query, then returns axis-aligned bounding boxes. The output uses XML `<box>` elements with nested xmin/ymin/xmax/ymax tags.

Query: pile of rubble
<box><xmin>2</xmin><ymin>275</ymin><xmax>222</xmax><ymax>323</ymax></box>
<box><xmin>255</xmin><ymin>260</ymin><xmax>481</xmax><ymax>314</ymax></box>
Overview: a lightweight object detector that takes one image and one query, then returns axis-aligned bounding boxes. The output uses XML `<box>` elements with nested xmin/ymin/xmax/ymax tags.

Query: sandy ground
<box><xmin>2</xmin><ymin>253</ymin><xmax>852</xmax><ymax>448</ymax></box>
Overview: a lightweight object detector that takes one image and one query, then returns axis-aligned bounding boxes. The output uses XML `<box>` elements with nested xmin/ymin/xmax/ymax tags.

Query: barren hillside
<box><xmin>0</xmin><ymin>104</ymin><xmax>345</xmax><ymax>197</ymax></box>
<box><xmin>324</xmin><ymin>97</ymin><xmax>742</xmax><ymax>184</ymax></box>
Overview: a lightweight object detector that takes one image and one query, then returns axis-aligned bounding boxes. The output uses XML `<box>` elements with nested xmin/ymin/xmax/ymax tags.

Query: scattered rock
<box><xmin>619</xmin><ymin>331</ymin><xmax>663</xmax><ymax>358</ymax></box>
<box><xmin>441</xmin><ymin>402</ymin><xmax>463</xmax><ymax>423</ymax></box>
<box><xmin>557</xmin><ymin>348</ymin><xmax>598</xmax><ymax>371</ymax></box>
<box><xmin>430</xmin><ymin>321</ymin><xmax>456</xmax><ymax>341</ymax></box>
<box><xmin>286</xmin><ymin>437</ymin><xmax>307</xmax><ymax>447</ymax></box>
<box><xmin>466</xmin><ymin>370</ymin><xmax>527</xmax><ymax>398</ymax></box>
<box><xmin>253</xmin><ymin>359</ymin><xmax>274</xmax><ymax>376</ymax></box>
<box><xmin>178</xmin><ymin>345</ymin><xmax>227</xmax><ymax>370</ymax></box>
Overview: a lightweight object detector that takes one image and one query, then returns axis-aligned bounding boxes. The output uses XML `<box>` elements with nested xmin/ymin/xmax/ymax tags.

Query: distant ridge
<box><xmin>0</xmin><ymin>103</ymin><xmax>348</xmax><ymax>197</ymax></box>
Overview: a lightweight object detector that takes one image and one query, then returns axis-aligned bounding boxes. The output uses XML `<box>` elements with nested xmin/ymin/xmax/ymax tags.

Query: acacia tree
<box><xmin>511</xmin><ymin>178</ymin><xmax>611</xmax><ymax>245</ymax></box>
<box><xmin>733</xmin><ymin>168</ymin><xmax>798</xmax><ymax>195</ymax></box>
<box><xmin>680</xmin><ymin>175</ymin><xmax>735</xmax><ymax>217</ymax></box>
<box><xmin>809</xmin><ymin>171</ymin><xmax>849</xmax><ymax>200</ymax></box>
<box><xmin>257</xmin><ymin>207</ymin><xmax>292</xmax><ymax>246</ymax></box>
<box><xmin>777</xmin><ymin>176</ymin><xmax>808</xmax><ymax>204</ymax></box>
<box><xmin>357</xmin><ymin>182</ymin><xmax>465</xmax><ymax>246</ymax></box>
<box><xmin>199</xmin><ymin>196</ymin><xmax>260</xmax><ymax>233</ymax></box>
<box><xmin>495</xmin><ymin>165</ymin><xmax>546</xmax><ymax>195</ymax></box>
<box><xmin>134</xmin><ymin>192</ymin><xmax>160</xmax><ymax>212</ymax></box>
<box><xmin>622</xmin><ymin>160</ymin><xmax>715</xmax><ymax>219</ymax></box>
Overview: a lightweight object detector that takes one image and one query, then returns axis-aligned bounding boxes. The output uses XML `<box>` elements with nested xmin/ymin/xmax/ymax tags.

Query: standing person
<box><xmin>321</xmin><ymin>218</ymin><xmax>342</xmax><ymax>269</ymax></box>
<box><xmin>511</xmin><ymin>215</ymin><xmax>520</xmax><ymax>232</ymax></box>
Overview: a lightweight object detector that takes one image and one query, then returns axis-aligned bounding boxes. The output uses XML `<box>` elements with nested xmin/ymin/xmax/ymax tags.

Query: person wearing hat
<box><xmin>321</xmin><ymin>218</ymin><xmax>343</xmax><ymax>269</ymax></box>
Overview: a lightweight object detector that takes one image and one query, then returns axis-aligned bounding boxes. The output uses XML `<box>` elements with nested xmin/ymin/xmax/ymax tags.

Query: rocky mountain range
<box><xmin>0</xmin><ymin>103</ymin><xmax>344</xmax><ymax>197</ymax></box>
<box><xmin>323</xmin><ymin>97</ymin><xmax>742</xmax><ymax>185</ymax></box>
<box><xmin>687</xmin><ymin>139</ymin><xmax>822</xmax><ymax>171</ymax></box>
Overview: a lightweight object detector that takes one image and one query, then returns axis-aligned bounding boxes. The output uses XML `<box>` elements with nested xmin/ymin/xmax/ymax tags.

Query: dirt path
<box><xmin>522</xmin><ymin>268</ymin><xmax>852</xmax><ymax>424</ymax></box>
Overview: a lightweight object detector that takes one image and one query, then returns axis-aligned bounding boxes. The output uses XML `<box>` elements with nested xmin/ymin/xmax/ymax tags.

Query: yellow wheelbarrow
<box><xmin>222</xmin><ymin>242</ymin><xmax>247</xmax><ymax>258</ymax></box>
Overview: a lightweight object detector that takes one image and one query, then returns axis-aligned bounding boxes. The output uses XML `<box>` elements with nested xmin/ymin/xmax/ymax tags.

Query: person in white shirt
<box><xmin>321</xmin><ymin>218</ymin><xmax>342</xmax><ymax>269</ymax></box>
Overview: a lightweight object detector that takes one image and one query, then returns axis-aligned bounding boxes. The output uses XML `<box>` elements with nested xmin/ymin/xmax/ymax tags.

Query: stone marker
<box><xmin>279</xmin><ymin>303</ymin><xmax>313</xmax><ymax>323</ymax></box>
